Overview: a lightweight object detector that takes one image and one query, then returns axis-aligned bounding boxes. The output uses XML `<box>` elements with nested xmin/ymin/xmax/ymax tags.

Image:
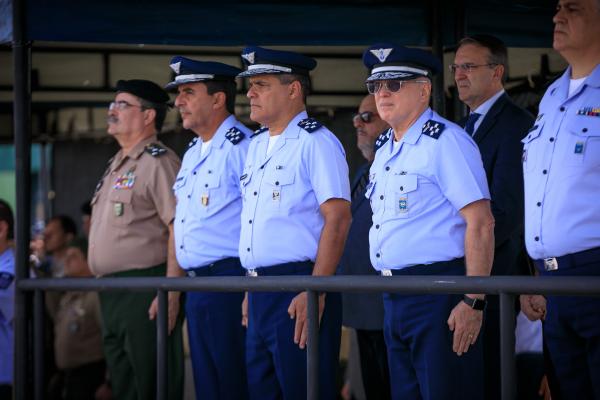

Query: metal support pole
<box><xmin>156</xmin><ymin>290</ymin><xmax>168</xmax><ymax>400</ymax></box>
<box><xmin>453</xmin><ymin>0</ymin><xmax>468</xmax><ymax>121</ymax></box>
<box><xmin>12</xmin><ymin>0</ymin><xmax>32</xmax><ymax>398</ymax></box>
<box><xmin>430</xmin><ymin>0</ymin><xmax>446</xmax><ymax>115</ymax></box>
<box><xmin>33</xmin><ymin>290</ymin><xmax>44</xmax><ymax>400</ymax></box>
<box><xmin>306</xmin><ymin>290</ymin><xmax>319</xmax><ymax>400</ymax></box>
<box><xmin>500</xmin><ymin>293</ymin><xmax>517</xmax><ymax>400</ymax></box>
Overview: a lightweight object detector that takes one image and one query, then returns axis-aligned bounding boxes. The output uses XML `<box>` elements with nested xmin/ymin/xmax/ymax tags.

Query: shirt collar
<box><xmin>583</xmin><ymin>63</ymin><xmax>600</xmax><ymax>88</ymax></box>
<box><xmin>256</xmin><ymin>110</ymin><xmax>308</xmax><ymax>142</ymax></box>
<box><xmin>472</xmin><ymin>89</ymin><xmax>505</xmax><ymax>118</ymax></box>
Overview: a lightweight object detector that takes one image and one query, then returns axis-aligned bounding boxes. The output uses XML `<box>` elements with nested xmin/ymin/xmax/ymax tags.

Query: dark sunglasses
<box><xmin>366</xmin><ymin>80</ymin><xmax>428</xmax><ymax>94</ymax></box>
<box><xmin>352</xmin><ymin>111</ymin><xmax>378</xmax><ymax>124</ymax></box>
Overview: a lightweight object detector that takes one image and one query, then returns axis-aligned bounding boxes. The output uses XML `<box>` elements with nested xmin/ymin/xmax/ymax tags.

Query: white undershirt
<box><xmin>267</xmin><ymin>135</ymin><xmax>281</xmax><ymax>156</ymax></box>
<box><xmin>200</xmin><ymin>138</ymin><xmax>213</xmax><ymax>157</ymax></box>
<box><xmin>568</xmin><ymin>76</ymin><xmax>587</xmax><ymax>97</ymax></box>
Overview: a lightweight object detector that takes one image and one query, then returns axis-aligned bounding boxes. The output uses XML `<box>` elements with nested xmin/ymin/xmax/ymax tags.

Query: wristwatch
<box><xmin>462</xmin><ymin>295</ymin><xmax>487</xmax><ymax>311</ymax></box>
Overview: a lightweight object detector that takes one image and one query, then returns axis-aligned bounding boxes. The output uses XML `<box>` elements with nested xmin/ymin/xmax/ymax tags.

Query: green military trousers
<box><xmin>99</xmin><ymin>264</ymin><xmax>184</xmax><ymax>400</ymax></box>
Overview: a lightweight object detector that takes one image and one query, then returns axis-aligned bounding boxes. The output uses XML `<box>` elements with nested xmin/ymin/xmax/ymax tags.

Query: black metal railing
<box><xmin>16</xmin><ymin>275</ymin><xmax>600</xmax><ymax>400</ymax></box>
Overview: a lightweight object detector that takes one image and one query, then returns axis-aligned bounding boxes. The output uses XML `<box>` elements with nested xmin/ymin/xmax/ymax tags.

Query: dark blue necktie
<box><xmin>464</xmin><ymin>112</ymin><xmax>481</xmax><ymax>136</ymax></box>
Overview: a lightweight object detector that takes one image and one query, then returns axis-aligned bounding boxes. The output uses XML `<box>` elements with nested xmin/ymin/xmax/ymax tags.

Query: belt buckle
<box><xmin>187</xmin><ymin>270</ymin><xmax>196</xmax><ymax>278</ymax></box>
<box><xmin>246</xmin><ymin>269</ymin><xmax>258</xmax><ymax>277</ymax></box>
<box><xmin>381</xmin><ymin>269</ymin><xmax>393</xmax><ymax>277</ymax></box>
<box><xmin>544</xmin><ymin>257</ymin><xmax>558</xmax><ymax>271</ymax></box>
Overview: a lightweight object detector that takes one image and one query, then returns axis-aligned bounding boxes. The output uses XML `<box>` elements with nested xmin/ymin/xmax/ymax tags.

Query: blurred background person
<box><xmin>0</xmin><ymin>199</ymin><xmax>15</xmax><ymax>400</ymax></box>
<box><xmin>31</xmin><ymin>215</ymin><xmax>77</xmax><ymax>278</ymax></box>
<box><xmin>339</xmin><ymin>94</ymin><xmax>391</xmax><ymax>400</ymax></box>
<box><xmin>47</xmin><ymin>238</ymin><xmax>108</xmax><ymax>400</ymax></box>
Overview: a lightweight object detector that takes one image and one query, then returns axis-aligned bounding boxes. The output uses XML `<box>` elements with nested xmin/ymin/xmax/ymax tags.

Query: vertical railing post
<box><xmin>500</xmin><ymin>293</ymin><xmax>517</xmax><ymax>400</ymax></box>
<box><xmin>33</xmin><ymin>290</ymin><xmax>44</xmax><ymax>400</ymax></box>
<box><xmin>306</xmin><ymin>290</ymin><xmax>319</xmax><ymax>400</ymax></box>
<box><xmin>156</xmin><ymin>290</ymin><xmax>168</xmax><ymax>400</ymax></box>
<box><xmin>13</xmin><ymin>0</ymin><xmax>32</xmax><ymax>398</ymax></box>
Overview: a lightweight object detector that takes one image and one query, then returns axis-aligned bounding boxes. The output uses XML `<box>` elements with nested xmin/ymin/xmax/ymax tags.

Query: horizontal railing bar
<box><xmin>17</xmin><ymin>276</ymin><xmax>600</xmax><ymax>296</ymax></box>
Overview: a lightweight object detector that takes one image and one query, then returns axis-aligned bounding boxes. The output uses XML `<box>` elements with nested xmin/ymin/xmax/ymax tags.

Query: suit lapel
<box><xmin>473</xmin><ymin>93</ymin><xmax>509</xmax><ymax>144</ymax></box>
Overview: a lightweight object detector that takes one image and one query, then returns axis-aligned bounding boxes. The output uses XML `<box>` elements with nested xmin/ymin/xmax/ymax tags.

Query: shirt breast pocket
<box><xmin>108</xmin><ymin>189</ymin><xmax>133</xmax><ymax>227</ymax></box>
<box><xmin>521</xmin><ymin>122</ymin><xmax>543</xmax><ymax>172</ymax></box>
<box><xmin>392</xmin><ymin>174</ymin><xmax>418</xmax><ymax>218</ymax></box>
<box><xmin>265</xmin><ymin>170</ymin><xmax>295</xmax><ymax>210</ymax></box>
<box><xmin>564</xmin><ymin>117</ymin><xmax>600</xmax><ymax>168</ymax></box>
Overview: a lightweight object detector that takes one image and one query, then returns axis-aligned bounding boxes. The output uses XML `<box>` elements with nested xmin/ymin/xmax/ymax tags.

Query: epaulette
<box><xmin>145</xmin><ymin>143</ymin><xmax>167</xmax><ymax>157</ymax></box>
<box><xmin>298</xmin><ymin>117</ymin><xmax>322</xmax><ymax>133</ymax></box>
<box><xmin>225</xmin><ymin>127</ymin><xmax>245</xmax><ymax>145</ymax></box>
<box><xmin>251</xmin><ymin>126</ymin><xmax>268</xmax><ymax>139</ymax></box>
<box><xmin>374</xmin><ymin>128</ymin><xmax>392</xmax><ymax>151</ymax></box>
<box><xmin>421</xmin><ymin>120</ymin><xmax>445</xmax><ymax>140</ymax></box>
<box><xmin>188</xmin><ymin>137</ymin><xmax>198</xmax><ymax>148</ymax></box>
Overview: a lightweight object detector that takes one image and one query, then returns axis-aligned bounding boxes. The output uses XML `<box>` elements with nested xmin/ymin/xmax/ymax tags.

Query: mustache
<box><xmin>107</xmin><ymin>116</ymin><xmax>118</xmax><ymax>124</ymax></box>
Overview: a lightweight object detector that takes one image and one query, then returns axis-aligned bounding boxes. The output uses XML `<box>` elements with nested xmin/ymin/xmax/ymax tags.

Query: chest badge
<box><xmin>114</xmin><ymin>171</ymin><xmax>136</xmax><ymax>190</ymax></box>
<box><xmin>576</xmin><ymin>107</ymin><xmax>600</xmax><ymax>117</ymax></box>
<box><xmin>272</xmin><ymin>190</ymin><xmax>280</xmax><ymax>202</ymax></box>
<box><xmin>574</xmin><ymin>141</ymin><xmax>585</xmax><ymax>154</ymax></box>
<box><xmin>398</xmin><ymin>197</ymin><xmax>408</xmax><ymax>213</ymax></box>
<box><xmin>201</xmin><ymin>194</ymin><xmax>209</xmax><ymax>206</ymax></box>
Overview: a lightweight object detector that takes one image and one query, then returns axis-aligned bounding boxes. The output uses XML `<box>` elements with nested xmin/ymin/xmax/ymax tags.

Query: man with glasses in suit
<box><xmin>453</xmin><ymin>34</ymin><xmax>534</xmax><ymax>400</ymax></box>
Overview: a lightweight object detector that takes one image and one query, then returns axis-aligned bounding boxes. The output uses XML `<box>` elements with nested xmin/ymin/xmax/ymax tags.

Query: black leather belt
<box><xmin>185</xmin><ymin>257</ymin><xmax>241</xmax><ymax>277</ymax></box>
<box><xmin>534</xmin><ymin>247</ymin><xmax>600</xmax><ymax>272</ymax></box>
<box><xmin>245</xmin><ymin>261</ymin><xmax>313</xmax><ymax>277</ymax></box>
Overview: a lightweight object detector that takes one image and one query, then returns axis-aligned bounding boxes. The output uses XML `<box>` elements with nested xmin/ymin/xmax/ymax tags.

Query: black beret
<box><xmin>116</xmin><ymin>79</ymin><xmax>170</xmax><ymax>104</ymax></box>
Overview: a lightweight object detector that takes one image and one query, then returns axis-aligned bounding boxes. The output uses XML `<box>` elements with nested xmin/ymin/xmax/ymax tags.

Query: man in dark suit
<box><xmin>453</xmin><ymin>34</ymin><xmax>534</xmax><ymax>400</ymax></box>
<box><xmin>339</xmin><ymin>94</ymin><xmax>391</xmax><ymax>400</ymax></box>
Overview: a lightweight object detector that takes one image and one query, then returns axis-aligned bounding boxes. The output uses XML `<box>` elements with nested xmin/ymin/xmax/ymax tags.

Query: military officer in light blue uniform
<box><xmin>520</xmin><ymin>1</ymin><xmax>600</xmax><ymax>398</ymax></box>
<box><xmin>236</xmin><ymin>46</ymin><xmax>351</xmax><ymax>400</ymax></box>
<box><xmin>363</xmin><ymin>44</ymin><xmax>495</xmax><ymax>400</ymax></box>
<box><xmin>167</xmin><ymin>56</ymin><xmax>251</xmax><ymax>400</ymax></box>
<box><xmin>0</xmin><ymin>200</ymin><xmax>14</xmax><ymax>398</ymax></box>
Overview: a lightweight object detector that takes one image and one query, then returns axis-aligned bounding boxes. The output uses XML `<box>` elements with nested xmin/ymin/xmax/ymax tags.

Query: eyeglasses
<box><xmin>448</xmin><ymin>63</ymin><xmax>498</xmax><ymax>74</ymax></box>
<box><xmin>109</xmin><ymin>101</ymin><xmax>145</xmax><ymax>111</ymax></box>
<box><xmin>366</xmin><ymin>80</ymin><xmax>428</xmax><ymax>94</ymax></box>
<box><xmin>352</xmin><ymin>111</ymin><xmax>378</xmax><ymax>124</ymax></box>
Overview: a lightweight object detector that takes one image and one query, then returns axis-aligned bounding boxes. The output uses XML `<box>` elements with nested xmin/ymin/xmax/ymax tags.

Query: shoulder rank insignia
<box><xmin>421</xmin><ymin>120</ymin><xmax>445</xmax><ymax>139</ymax></box>
<box><xmin>298</xmin><ymin>117</ymin><xmax>322</xmax><ymax>133</ymax></box>
<box><xmin>251</xmin><ymin>126</ymin><xmax>268</xmax><ymax>139</ymax></box>
<box><xmin>225</xmin><ymin>127</ymin><xmax>245</xmax><ymax>145</ymax></box>
<box><xmin>145</xmin><ymin>143</ymin><xmax>167</xmax><ymax>157</ymax></box>
<box><xmin>188</xmin><ymin>137</ymin><xmax>198</xmax><ymax>148</ymax></box>
<box><xmin>374</xmin><ymin>128</ymin><xmax>393</xmax><ymax>151</ymax></box>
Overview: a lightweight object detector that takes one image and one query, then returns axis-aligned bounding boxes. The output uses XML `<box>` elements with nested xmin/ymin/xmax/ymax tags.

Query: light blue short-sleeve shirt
<box><xmin>522</xmin><ymin>64</ymin><xmax>600</xmax><ymax>260</ymax></box>
<box><xmin>173</xmin><ymin>115</ymin><xmax>251</xmax><ymax>269</ymax></box>
<box><xmin>368</xmin><ymin>108</ymin><xmax>490</xmax><ymax>271</ymax></box>
<box><xmin>0</xmin><ymin>247</ymin><xmax>15</xmax><ymax>385</ymax></box>
<box><xmin>239</xmin><ymin>111</ymin><xmax>350</xmax><ymax>269</ymax></box>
